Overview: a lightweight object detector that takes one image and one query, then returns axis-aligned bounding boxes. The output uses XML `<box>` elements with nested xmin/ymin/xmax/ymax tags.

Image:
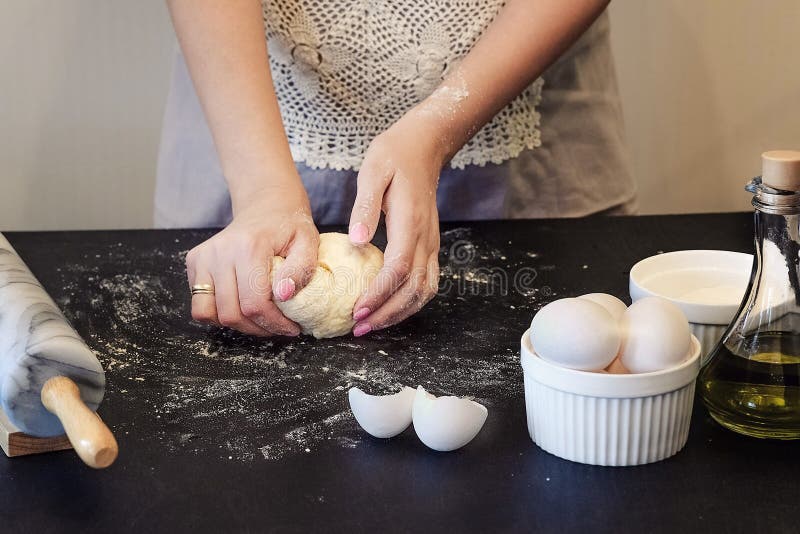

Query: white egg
<box><xmin>619</xmin><ymin>296</ymin><xmax>691</xmax><ymax>373</ymax></box>
<box><xmin>412</xmin><ymin>386</ymin><xmax>488</xmax><ymax>452</ymax></box>
<box><xmin>529</xmin><ymin>298</ymin><xmax>621</xmax><ymax>371</ymax></box>
<box><xmin>348</xmin><ymin>386</ymin><xmax>416</xmax><ymax>438</ymax></box>
<box><xmin>578</xmin><ymin>293</ymin><xmax>628</xmax><ymax>321</ymax></box>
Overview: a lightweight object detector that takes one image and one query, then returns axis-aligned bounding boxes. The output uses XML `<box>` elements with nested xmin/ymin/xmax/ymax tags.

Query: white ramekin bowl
<box><xmin>629</xmin><ymin>250</ymin><xmax>752</xmax><ymax>364</ymax></box>
<box><xmin>520</xmin><ymin>330</ymin><xmax>701</xmax><ymax>466</ymax></box>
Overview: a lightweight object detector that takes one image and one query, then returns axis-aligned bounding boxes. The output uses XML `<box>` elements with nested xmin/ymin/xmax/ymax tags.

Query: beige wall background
<box><xmin>609</xmin><ymin>0</ymin><xmax>800</xmax><ymax>214</ymax></box>
<box><xmin>0</xmin><ymin>1</ymin><xmax>174</xmax><ymax>231</ymax></box>
<box><xmin>1</xmin><ymin>1</ymin><xmax>799</xmax><ymax>230</ymax></box>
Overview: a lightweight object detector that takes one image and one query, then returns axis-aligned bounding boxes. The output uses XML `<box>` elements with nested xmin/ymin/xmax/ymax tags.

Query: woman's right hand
<box><xmin>168</xmin><ymin>0</ymin><xmax>320</xmax><ymax>336</ymax></box>
<box><xmin>185</xmin><ymin>182</ymin><xmax>319</xmax><ymax>337</ymax></box>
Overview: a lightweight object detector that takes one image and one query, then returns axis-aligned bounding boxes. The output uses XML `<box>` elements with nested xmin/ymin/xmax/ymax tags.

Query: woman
<box><xmin>156</xmin><ymin>0</ymin><xmax>637</xmax><ymax>338</ymax></box>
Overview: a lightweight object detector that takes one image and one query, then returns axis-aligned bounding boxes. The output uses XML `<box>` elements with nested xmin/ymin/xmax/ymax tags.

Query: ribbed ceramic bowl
<box><xmin>629</xmin><ymin>250</ymin><xmax>752</xmax><ymax>364</ymax></box>
<box><xmin>520</xmin><ymin>330</ymin><xmax>701</xmax><ymax>467</ymax></box>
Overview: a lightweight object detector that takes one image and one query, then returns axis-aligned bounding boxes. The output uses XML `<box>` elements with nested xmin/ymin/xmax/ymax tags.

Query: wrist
<box><xmin>408</xmin><ymin>84</ymin><xmax>477</xmax><ymax>164</ymax></box>
<box><xmin>229</xmin><ymin>172</ymin><xmax>307</xmax><ymax>216</ymax></box>
<box><xmin>397</xmin><ymin>106</ymin><xmax>455</xmax><ymax>168</ymax></box>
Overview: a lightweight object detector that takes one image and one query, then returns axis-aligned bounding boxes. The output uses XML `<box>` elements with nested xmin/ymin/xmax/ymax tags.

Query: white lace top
<box><xmin>261</xmin><ymin>0</ymin><xmax>543</xmax><ymax>171</ymax></box>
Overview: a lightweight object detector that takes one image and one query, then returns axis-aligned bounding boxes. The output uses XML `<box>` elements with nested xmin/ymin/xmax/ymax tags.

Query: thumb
<box><xmin>349</xmin><ymin>161</ymin><xmax>391</xmax><ymax>246</ymax></box>
<box><xmin>273</xmin><ymin>232</ymin><xmax>319</xmax><ymax>302</ymax></box>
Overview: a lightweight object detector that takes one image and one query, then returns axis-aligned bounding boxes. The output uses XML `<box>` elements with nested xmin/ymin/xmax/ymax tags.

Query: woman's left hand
<box><xmin>347</xmin><ymin>108</ymin><xmax>447</xmax><ymax>336</ymax></box>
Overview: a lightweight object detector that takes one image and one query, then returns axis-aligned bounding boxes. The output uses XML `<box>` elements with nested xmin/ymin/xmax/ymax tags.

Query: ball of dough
<box><xmin>272</xmin><ymin>232</ymin><xmax>383</xmax><ymax>338</ymax></box>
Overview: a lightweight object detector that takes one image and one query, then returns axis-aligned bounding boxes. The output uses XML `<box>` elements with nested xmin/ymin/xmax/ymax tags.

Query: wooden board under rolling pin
<box><xmin>0</xmin><ymin>234</ymin><xmax>118</xmax><ymax>468</ymax></box>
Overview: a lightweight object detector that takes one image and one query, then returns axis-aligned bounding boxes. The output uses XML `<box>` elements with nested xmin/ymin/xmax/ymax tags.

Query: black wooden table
<box><xmin>2</xmin><ymin>213</ymin><xmax>798</xmax><ymax>533</ymax></box>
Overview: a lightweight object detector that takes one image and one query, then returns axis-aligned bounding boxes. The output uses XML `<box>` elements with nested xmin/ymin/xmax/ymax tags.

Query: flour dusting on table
<box><xmin>51</xmin><ymin>228</ymin><xmax>544</xmax><ymax>461</ymax></box>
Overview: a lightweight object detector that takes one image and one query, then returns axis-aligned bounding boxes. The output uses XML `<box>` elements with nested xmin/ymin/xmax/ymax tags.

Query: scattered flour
<box><xmin>49</xmin><ymin>228</ymin><xmax>542</xmax><ymax>462</ymax></box>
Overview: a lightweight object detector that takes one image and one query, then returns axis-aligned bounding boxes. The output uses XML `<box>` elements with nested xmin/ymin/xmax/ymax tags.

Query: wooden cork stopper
<box><xmin>762</xmin><ymin>150</ymin><xmax>800</xmax><ymax>191</ymax></box>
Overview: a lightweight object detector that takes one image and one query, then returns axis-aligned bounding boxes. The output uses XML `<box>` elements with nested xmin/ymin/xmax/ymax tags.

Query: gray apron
<box><xmin>154</xmin><ymin>12</ymin><xmax>637</xmax><ymax>228</ymax></box>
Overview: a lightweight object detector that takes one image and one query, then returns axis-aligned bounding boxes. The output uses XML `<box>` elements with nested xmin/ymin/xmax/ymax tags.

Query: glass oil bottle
<box><xmin>700</xmin><ymin>150</ymin><xmax>800</xmax><ymax>438</ymax></box>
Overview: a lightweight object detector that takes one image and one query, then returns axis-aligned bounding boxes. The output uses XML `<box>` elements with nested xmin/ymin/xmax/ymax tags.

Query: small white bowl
<box><xmin>629</xmin><ymin>250</ymin><xmax>752</xmax><ymax>363</ymax></box>
<box><xmin>520</xmin><ymin>330</ymin><xmax>701</xmax><ymax>466</ymax></box>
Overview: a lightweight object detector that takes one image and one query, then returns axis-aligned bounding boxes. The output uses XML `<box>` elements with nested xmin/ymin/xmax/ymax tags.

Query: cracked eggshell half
<box><xmin>412</xmin><ymin>386</ymin><xmax>488</xmax><ymax>452</ymax></box>
<box><xmin>348</xmin><ymin>386</ymin><xmax>416</xmax><ymax>438</ymax></box>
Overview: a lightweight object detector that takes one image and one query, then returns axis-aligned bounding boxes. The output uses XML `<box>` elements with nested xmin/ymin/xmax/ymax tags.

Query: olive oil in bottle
<box><xmin>700</xmin><ymin>150</ymin><xmax>800</xmax><ymax>439</ymax></box>
<box><xmin>700</xmin><ymin>331</ymin><xmax>800</xmax><ymax>438</ymax></box>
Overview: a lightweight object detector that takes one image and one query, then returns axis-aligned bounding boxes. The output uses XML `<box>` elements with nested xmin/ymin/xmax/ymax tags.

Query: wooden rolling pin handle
<box><xmin>40</xmin><ymin>376</ymin><xmax>118</xmax><ymax>469</ymax></box>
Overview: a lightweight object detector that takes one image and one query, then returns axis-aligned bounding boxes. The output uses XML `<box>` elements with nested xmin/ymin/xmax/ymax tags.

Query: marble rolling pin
<box><xmin>0</xmin><ymin>233</ymin><xmax>118</xmax><ymax>468</ymax></box>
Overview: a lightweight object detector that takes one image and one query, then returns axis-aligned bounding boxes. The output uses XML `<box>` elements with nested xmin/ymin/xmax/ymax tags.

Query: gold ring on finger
<box><xmin>191</xmin><ymin>283</ymin><xmax>215</xmax><ymax>296</ymax></box>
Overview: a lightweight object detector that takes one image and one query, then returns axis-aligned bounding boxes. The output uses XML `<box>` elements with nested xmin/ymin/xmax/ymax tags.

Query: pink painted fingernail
<box><xmin>274</xmin><ymin>278</ymin><xmax>296</xmax><ymax>302</ymax></box>
<box><xmin>353</xmin><ymin>307</ymin><xmax>371</xmax><ymax>321</ymax></box>
<box><xmin>353</xmin><ymin>322</ymin><xmax>372</xmax><ymax>337</ymax></box>
<box><xmin>349</xmin><ymin>222</ymin><xmax>369</xmax><ymax>244</ymax></box>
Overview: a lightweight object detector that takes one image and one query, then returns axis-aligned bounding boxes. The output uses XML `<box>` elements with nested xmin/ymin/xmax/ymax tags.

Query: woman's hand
<box><xmin>347</xmin><ymin>108</ymin><xmax>447</xmax><ymax>336</ymax></box>
<box><xmin>186</xmin><ymin>181</ymin><xmax>319</xmax><ymax>337</ymax></box>
<box><xmin>169</xmin><ymin>0</ymin><xmax>321</xmax><ymax>336</ymax></box>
